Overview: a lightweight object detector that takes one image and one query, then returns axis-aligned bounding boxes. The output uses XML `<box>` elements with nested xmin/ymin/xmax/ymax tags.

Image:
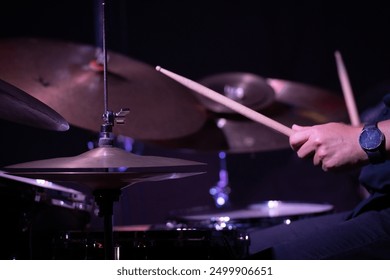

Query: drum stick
<box><xmin>156</xmin><ymin>66</ymin><xmax>293</xmax><ymax>137</ymax></box>
<box><xmin>334</xmin><ymin>50</ymin><xmax>361</xmax><ymax>126</ymax></box>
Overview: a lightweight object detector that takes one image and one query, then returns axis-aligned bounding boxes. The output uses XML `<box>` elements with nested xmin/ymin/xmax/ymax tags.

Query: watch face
<box><xmin>359</xmin><ymin>127</ymin><xmax>384</xmax><ymax>150</ymax></box>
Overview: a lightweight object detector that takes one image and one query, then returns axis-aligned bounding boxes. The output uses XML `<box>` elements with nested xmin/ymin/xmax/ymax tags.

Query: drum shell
<box><xmin>31</xmin><ymin>187</ymin><xmax>93</xmax><ymax>232</ymax></box>
<box><xmin>168</xmin><ymin>201</ymin><xmax>335</xmax><ymax>230</ymax></box>
<box><xmin>51</xmin><ymin>229</ymin><xmax>250</xmax><ymax>260</ymax></box>
<box><xmin>0</xmin><ymin>179</ymin><xmax>93</xmax><ymax>259</ymax></box>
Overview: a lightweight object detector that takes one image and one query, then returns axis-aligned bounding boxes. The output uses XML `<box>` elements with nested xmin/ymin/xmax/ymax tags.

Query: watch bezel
<box><xmin>359</xmin><ymin>125</ymin><xmax>384</xmax><ymax>151</ymax></box>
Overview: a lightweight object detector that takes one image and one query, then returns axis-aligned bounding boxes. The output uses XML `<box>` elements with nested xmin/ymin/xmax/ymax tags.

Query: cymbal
<box><xmin>152</xmin><ymin>72</ymin><xmax>348</xmax><ymax>153</ymax></box>
<box><xmin>0</xmin><ymin>78</ymin><xmax>69</xmax><ymax>131</ymax></box>
<box><xmin>0</xmin><ymin>171</ymin><xmax>82</xmax><ymax>196</ymax></box>
<box><xmin>169</xmin><ymin>201</ymin><xmax>334</xmax><ymax>229</ymax></box>
<box><xmin>196</xmin><ymin>72</ymin><xmax>275</xmax><ymax>113</ymax></box>
<box><xmin>3</xmin><ymin>146</ymin><xmax>207</xmax><ymax>190</ymax></box>
<box><xmin>266</xmin><ymin>78</ymin><xmax>348</xmax><ymax>122</ymax></box>
<box><xmin>0</xmin><ymin>37</ymin><xmax>207</xmax><ymax>140</ymax></box>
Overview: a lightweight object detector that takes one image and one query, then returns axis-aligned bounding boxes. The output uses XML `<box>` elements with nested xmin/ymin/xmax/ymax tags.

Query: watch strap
<box><xmin>362</xmin><ymin>123</ymin><xmax>386</xmax><ymax>164</ymax></box>
<box><xmin>366</xmin><ymin>146</ymin><xmax>386</xmax><ymax>164</ymax></box>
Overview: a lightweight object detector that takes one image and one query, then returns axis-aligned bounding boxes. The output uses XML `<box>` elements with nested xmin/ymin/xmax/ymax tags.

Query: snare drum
<box><xmin>32</xmin><ymin>183</ymin><xmax>94</xmax><ymax>232</ymax></box>
<box><xmin>52</xmin><ymin>227</ymin><xmax>250</xmax><ymax>260</ymax></box>
<box><xmin>0</xmin><ymin>172</ymin><xmax>93</xmax><ymax>230</ymax></box>
<box><xmin>169</xmin><ymin>201</ymin><xmax>334</xmax><ymax>230</ymax></box>
<box><xmin>0</xmin><ymin>172</ymin><xmax>94</xmax><ymax>259</ymax></box>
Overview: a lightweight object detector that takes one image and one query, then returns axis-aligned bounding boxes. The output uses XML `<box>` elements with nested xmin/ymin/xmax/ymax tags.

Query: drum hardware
<box><xmin>209</xmin><ymin>151</ymin><xmax>231</xmax><ymax>207</ymax></box>
<box><xmin>50</xmin><ymin>228</ymin><xmax>250</xmax><ymax>260</ymax></box>
<box><xmin>0</xmin><ymin>1</ymin><xmax>348</xmax><ymax>260</ymax></box>
<box><xmin>2</xmin><ymin>0</ymin><xmax>206</xmax><ymax>260</ymax></box>
<box><xmin>0</xmin><ymin>171</ymin><xmax>91</xmax><ymax>211</ymax></box>
<box><xmin>45</xmin><ymin>190</ymin><xmax>91</xmax><ymax>212</ymax></box>
<box><xmin>3</xmin><ymin>144</ymin><xmax>207</xmax><ymax>260</ymax></box>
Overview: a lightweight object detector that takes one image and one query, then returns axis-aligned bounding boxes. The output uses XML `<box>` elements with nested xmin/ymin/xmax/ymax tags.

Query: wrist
<box><xmin>359</xmin><ymin>122</ymin><xmax>386</xmax><ymax>164</ymax></box>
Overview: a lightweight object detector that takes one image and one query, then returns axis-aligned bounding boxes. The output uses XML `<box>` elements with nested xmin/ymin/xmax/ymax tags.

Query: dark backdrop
<box><xmin>1</xmin><ymin>0</ymin><xmax>389</xmax><ymax>228</ymax></box>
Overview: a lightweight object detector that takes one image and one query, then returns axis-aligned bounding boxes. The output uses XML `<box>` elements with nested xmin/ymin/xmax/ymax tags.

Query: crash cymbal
<box><xmin>0</xmin><ymin>78</ymin><xmax>69</xmax><ymax>131</ymax></box>
<box><xmin>152</xmin><ymin>72</ymin><xmax>348</xmax><ymax>153</ymax></box>
<box><xmin>0</xmin><ymin>37</ymin><xmax>207</xmax><ymax>140</ymax></box>
<box><xmin>3</xmin><ymin>146</ymin><xmax>207</xmax><ymax>190</ymax></box>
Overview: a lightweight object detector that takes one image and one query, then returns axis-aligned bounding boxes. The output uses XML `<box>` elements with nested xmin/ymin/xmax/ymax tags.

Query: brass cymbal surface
<box><xmin>0</xmin><ymin>37</ymin><xmax>207</xmax><ymax>140</ymax></box>
<box><xmin>3</xmin><ymin>146</ymin><xmax>207</xmax><ymax>190</ymax></box>
<box><xmin>153</xmin><ymin>72</ymin><xmax>349</xmax><ymax>153</ymax></box>
<box><xmin>197</xmin><ymin>72</ymin><xmax>276</xmax><ymax>113</ymax></box>
<box><xmin>0</xmin><ymin>171</ymin><xmax>82</xmax><ymax>195</ymax></box>
<box><xmin>0</xmin><ymin>78</ymin><xmax>69</xmax><ymax>131</ymax></box>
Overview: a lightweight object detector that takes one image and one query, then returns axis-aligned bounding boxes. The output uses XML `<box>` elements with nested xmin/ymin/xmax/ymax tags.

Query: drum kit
<box><xmin>0</xmin><ymin>3</ymin><xmax>349</xmax><ymax>260</ymax></box>
<box><xmin>153</xmin><ymin>72</ymin><xmax>348</xmax><ymax>153</ymax></box>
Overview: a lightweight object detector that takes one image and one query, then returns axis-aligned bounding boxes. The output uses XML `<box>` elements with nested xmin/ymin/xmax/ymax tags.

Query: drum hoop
<box><xmin>172</xmin><ymin>201</ymin><xmax>334</xmax><ymax>223</ymax></box>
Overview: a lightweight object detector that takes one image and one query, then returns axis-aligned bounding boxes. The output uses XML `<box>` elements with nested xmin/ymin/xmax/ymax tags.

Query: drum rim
<box><xmin>172</xmin><ymin>200</ymin><xmax>334</xmax><ymax>221</ymax></box>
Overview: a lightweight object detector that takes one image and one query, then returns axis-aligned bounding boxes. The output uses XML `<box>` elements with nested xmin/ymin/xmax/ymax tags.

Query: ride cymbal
<box><xmin>0</xmin><ymin>37</ymin><xmax>207</xmax><ymax>140</ymax></box>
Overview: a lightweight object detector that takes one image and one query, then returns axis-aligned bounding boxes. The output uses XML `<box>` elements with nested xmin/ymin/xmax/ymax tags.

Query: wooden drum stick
<box><xmin>156</xmin><ymin>66</ymin><xmax>293</xmax><ymax>137</ymax></box>
<box><xmin>335</xmin><ymin>50</ymin><xmax>361</xmax><ymax>126</ymax></box>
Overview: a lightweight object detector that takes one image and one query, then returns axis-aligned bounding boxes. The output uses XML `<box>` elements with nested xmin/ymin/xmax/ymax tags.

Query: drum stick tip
<box><xmin>155</xmin><ymin>65</ymin><xmax>162</xmax><ymax>71</ymax></box>
<box><xmin>334</xmin><ymin>50</ymin><xmax>341</xmax><ymax>60</ymax></box>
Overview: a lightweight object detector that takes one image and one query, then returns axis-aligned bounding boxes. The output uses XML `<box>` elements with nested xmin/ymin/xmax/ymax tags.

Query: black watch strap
<box><xmin>366</xmin><ymin>145</ymin><xmax>386</xmax><ymax>164</ymax></box>
<box><xmin>361</xmin><ymin>123</ymin><xmax>386</xmax><ymax>164</ymax></box>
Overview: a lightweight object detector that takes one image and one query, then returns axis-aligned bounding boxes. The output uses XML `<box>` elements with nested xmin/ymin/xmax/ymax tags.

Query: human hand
<box><xmin>289</xmin><ymin>122</ymin><xmax>367</xmax><ymax>171</ymax></box>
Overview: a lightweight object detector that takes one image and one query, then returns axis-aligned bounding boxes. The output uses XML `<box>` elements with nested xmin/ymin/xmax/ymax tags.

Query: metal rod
<box><xmin>101</xmin><ymin>0</ymin><xmax>109</xmax><ymax>114</ymax></box>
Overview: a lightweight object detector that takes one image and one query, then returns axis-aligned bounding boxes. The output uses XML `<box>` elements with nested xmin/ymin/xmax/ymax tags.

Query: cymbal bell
<box><xmin>3</xmin><ymin>146</ymin><xmax>207</xmax><ymax>190</ymax></box>
<box><xmin>0</xmin><ymin>37</ymin><xmax>207</xmax><ymax>140</ymax></box>
<box><xmin>0</xmin><ymin>78</ymin><xmax>69</xmax><ymax>131</ymax></box>
<box><xmin>152</xmin><ymin>72</ymin><xmax>349</xmax><ymax>153</ymax></box>
<box><xmin>196</xmin><ymin>72</ymin><xmax>275</xmax><ymax>113</ymax></box>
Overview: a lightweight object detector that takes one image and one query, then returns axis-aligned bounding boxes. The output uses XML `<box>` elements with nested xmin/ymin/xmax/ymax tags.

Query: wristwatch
<box><xmin>359</xmin><ymin>122</ymin><xmax>386</xmax><ymax>164</ymax></box>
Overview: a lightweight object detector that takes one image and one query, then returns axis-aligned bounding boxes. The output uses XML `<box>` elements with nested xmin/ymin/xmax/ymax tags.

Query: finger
<box><xmin>313</xmin><ymin>151</ymin><xmax>322</xmax><ymax>167</ymax></box>
<box><xmin>291</xmin><ymin>124</ymin><xmax>310</xmax><ymax>131</ymax></box>
<box><xmin>289</xmin><ymin>129</ymin><xmax>311</xmax><ymax>150</ymax></box>
<box><xmin>296</xmin><ymin>140</ymin><xmax>316</xmax><ymax>158</ymax></box>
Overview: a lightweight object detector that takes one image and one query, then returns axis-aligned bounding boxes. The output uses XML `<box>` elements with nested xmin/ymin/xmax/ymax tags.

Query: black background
<box><xmin>1</xmin><ymin>0</ymin><xmax>389</xmax><ymax>228</ymax></box>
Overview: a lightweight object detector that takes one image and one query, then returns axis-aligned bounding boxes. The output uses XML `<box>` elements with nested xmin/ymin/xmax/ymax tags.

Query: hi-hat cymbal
<box><xmin>0</xmin><ymin>78</ymin><xmax>69</xmax><ymax>131</ymax></box>
<box><xmin>0</xmin><ymin>37</ymin><xmax>207</xmax><ymax>140</ymax></box>
<box><xmin>152</xmin><ymin>72</ymin><xmax>348</xmax><ymax>153</ymax></box>
<box><xmin>3</xmin><ymin>147</ymin><xmax>207</xmax><ymax>190</ymax></box>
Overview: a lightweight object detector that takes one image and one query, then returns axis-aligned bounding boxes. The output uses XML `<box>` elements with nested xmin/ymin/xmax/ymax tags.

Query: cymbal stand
<box><xmin>93</xmin><ymin>188</ymin><xmax>121</xmax><ymax>260</ymax></box>
<box><xmin>209</xmin><ymin>151</ymin><xmax>231</xmax><ymax>208</ymax></box>
<box><xmin>94</xmin><ymin>0</ymin><xmax>129</xmax><ymax>260</ymax></box>
<box><xmin>94</xmin><ymin>110</ymin><xmax>128</xmax><ymax>260</ymax></box>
